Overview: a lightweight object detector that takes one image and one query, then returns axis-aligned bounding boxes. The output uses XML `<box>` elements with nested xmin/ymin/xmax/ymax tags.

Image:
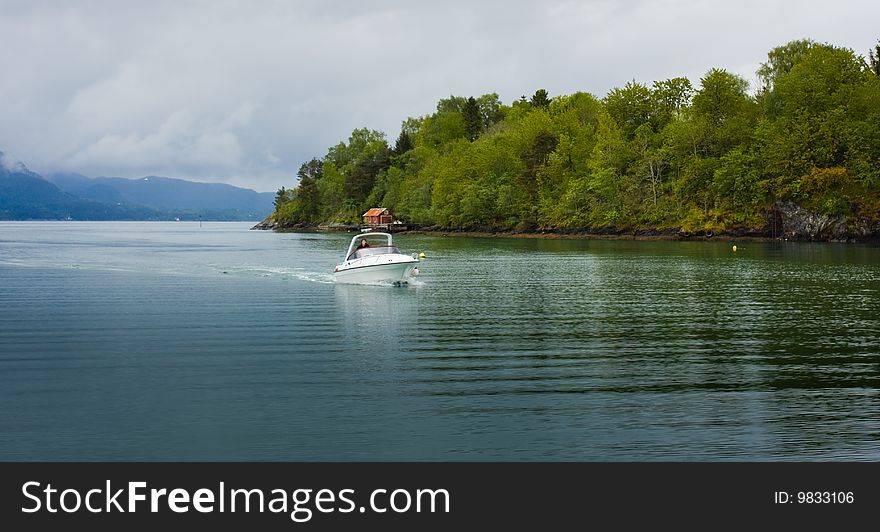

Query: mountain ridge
<box><xmin>0</xmin><ymin>152</ymin><xmax>274</xmax><ymax>221</ymax></box>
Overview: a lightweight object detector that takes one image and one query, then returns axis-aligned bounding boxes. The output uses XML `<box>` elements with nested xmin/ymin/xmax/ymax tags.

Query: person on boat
<box><xmin>347</xmin><ymin>238</ymin><xmax>370</xmax><ymax>261</ymax></box>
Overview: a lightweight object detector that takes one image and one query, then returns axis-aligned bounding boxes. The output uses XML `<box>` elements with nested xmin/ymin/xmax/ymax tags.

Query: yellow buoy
<box><xmin>419</xmin><ymin>252</ymin><xmax>426</xmax><ymax>260</ymax></box>
<box><xmin>732</xmin><ymin>245</ymin><xmax>737</xmax><ymax>252</ymax></box>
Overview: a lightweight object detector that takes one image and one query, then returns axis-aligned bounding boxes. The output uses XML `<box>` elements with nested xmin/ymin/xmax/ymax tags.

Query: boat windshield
<box><xmin>348</xmin><ymin>245</ymin><xmax>401</xmax><ymax>260</ymax></box>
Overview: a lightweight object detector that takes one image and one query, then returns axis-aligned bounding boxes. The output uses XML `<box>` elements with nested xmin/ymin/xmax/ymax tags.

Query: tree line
<box><xmin>272</xmin><ymin>39</ymin><xmax>880</xmax><ymax>234</ymax></box>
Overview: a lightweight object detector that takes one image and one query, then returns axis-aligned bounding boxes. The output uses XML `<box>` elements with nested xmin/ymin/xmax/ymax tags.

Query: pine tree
<box><xmin>274</xmin><ymin>187</ymin><xmax>289</xmax><ymax>210</ymax></box>
<box><xmin>530</xmin><ymin>89</ymin><xmax>551</xmax><ymax>108</ymax></box>
<box><xmin>869</xmin><ymin>40</ymin><xmax>880</xmax><ymax>76</ymax></box>
<box><xmin>462</xmin><ymin>96</ymin><xmax>482</xmax><ymax>141</ymax></box>
<box><xmin>392</xmin><ymin>129</ymin><xmax>413</xmax><ymax>156</ymax></box>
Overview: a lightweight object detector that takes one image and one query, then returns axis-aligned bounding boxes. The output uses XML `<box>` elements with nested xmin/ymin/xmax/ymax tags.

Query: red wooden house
<box><xmin>363</xmin><ymin>207</ymin><xmax>393</xmax><ymax>225</ymax></box>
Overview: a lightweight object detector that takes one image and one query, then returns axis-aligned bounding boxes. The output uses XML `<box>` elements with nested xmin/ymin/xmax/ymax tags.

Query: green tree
<box><xmin>756</xmin><ymin>39</ymin><xmax>843</xmax><ymax>118</ymax></box>
<box><xmin>436</xmin><ymin>95</ymin><xmax>467</xmax><ymax>114</ymax></box>
<box><xmin>419</xmin><ymin>111</ymin><xmax>466</xmax><ymax>149</ymax></box>
<box><xmin>757</xmin><ymin>39</ymin><xmax>818</xmax><ymax>91</ymax></box>
<box><xmin>391</xmin><ymin>129</ymin><xmax>414</xmax><ymax>157</ymax></box>
<box><xmin>274</xmin><ymin>187</ymin><xmax>293</xmax><ymax>210</ymax></box>
<box><xmin>691</xmin><ymin>69</ymin><xmax>756</xmax><ymax>155</ymax></box>
<box><xmin>317</xmin><ymin>162</ymin><xmax>346</xmax><ymax>220</ymax></box>
<box><xmin>476</xmin><ymin>93</ymin><xmax>506</xmax><ymax>129</ymax></box>
<box><xmin>692</xmin><ymin>69</ymin><xmax>751</xmax><ymax>128</ymax></box>
<box><xmin>320</xmin><ymin>128</ymin><xmax>391</xmax><ymax>212</ymax></box>
<box><xmin>519</xmin><ymin>130</ymin><xmax>558</xmax><ymax>223</ymax></box>
<box><xmin>295</xmin><ymin>158</ymin><xmax>322</xmax><ymax>222</ymax></box>
<box><xmin>711</xmin><ymin>148</ymin><xmax>763</xmax><ymax>214</ymax></box>
<box><xmin>604</xmin><ymin>81</ymin><xmax>653</xmax><ymax>139</ymax></box>
<box><xmin>463</xmin><ymin>96</ymin><xmax>482</xmax><ymax>141</ymax></box>
<box><xmin>343</xmin><ymin>145</ymin><xmax>390</xmax><ymax>203</ymax></box>
<box><xmin>847</xmin><ymin>74</ymin><xmax>880</xmax><ymax>187</ymax></box>
<box><xmin>540</xmin><ymin>92</ymin><xmax>601</xmax><ymax>225</ymax></box>
<box><xmin>582</xmin><ymin>110</ymin><xmax>634</xmax><ymax>226</ymax></box>
<box><xmin>870</xmin><ymin>40</ymin><xmax>880</xmax><ymax>76</ymax></box>
<box><xmin>761</xmin><ymin>45</ymin><xmax>866</xmax><ymax>180</ymax></box>
<box><xmin>530</xmin><ymin>89</ymin><xmax>551</xmax><ymax>108</ymax></box>
<box><xmin>652</xmin><ymin>77</ymin><xmax>694</xmax><ymax>124</ymax></box>
<box><xmin>395</xmin><ymin>146</ymin><xmax>438</xmax><ymax>223</ymax></box>
<box><xmin>633</xmin><ymin>123</ymin><xmax>666</xmax><ymax>207</ymax></box>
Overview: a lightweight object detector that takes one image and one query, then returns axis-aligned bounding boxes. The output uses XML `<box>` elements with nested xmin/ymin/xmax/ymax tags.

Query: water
<box><xmin>1</xmin><ymin>222</ymin><xmax>878</xmax><ymax>460</ymax></box>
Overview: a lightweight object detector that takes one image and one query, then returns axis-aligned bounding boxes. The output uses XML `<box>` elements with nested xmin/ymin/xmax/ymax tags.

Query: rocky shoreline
<box><xmin>251</xmin><ymin>201</ymin><xmax>880</xmax><ymax>243</ymax></box>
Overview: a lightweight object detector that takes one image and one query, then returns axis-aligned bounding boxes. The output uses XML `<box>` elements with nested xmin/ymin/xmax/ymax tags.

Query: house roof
<box><xmin>363</xmin><ymin>207</ymin><xmax>389</xmax><ymax>217</ymax></box>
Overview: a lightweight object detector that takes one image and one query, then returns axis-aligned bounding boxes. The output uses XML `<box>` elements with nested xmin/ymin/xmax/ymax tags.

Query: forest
<box><xmin>268</xmin><ymin>39</ymin><xmax>880</xmax><ymax>238</ymax></box>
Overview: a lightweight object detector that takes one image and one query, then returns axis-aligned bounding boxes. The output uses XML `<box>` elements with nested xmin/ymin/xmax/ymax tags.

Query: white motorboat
<box><xmin>334</xmin><ymin>232</ymin><xmax>420</xmax><ymax>284</ymax></box>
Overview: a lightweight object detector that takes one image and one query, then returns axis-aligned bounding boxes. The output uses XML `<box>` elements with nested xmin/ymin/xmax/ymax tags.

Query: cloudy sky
<box><xmin>1</xmin><ymin>0</ymin><xmax>878</xmax><ymax>192</ymax></box>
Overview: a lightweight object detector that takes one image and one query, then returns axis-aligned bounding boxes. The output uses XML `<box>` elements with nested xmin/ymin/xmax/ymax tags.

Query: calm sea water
<box><xmin>0</xmin><ymin>221</ymin><xmax>878</xmax><ymax>460</ymax></box>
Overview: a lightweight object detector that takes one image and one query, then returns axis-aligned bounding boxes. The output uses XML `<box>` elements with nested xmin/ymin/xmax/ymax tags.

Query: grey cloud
<box><xmin>1</xmin><ymin>0</ymin><xmax>878</xmax><ymax>192</ymax></box>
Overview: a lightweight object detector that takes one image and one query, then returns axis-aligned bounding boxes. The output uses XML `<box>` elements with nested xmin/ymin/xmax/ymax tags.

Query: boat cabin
<box><xmin>347</xmin><ymin>245</ymin><xmax>402</xmax><ymax>261</ymax></box>
<box><xmin>344</xmin><ymin>232</ymin><xmax>401</xmax><ymax>261</ymax></box>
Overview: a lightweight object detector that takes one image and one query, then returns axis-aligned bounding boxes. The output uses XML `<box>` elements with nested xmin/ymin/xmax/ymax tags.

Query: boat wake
<box><xmin>221</xmin><ymin>266</ymin><xmax>335</xmax><ymax>284</ymax></box>
<box><xmin>293</xmin><ymin>271</ymin><xmax>336</xmax><ymax>284</ymax></box>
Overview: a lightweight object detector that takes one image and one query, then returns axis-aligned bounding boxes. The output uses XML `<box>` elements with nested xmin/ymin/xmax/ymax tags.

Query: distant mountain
<box><xmin>0</xmin><ymin>155</ymin><xmax>69</xmax><ymax>207</ymax></box>
<box><xmin>47</xmin><ymin>173</ymin><xmax>275</xmax><ymax>216</ymax></box>
<box><xmin>0</xmin><ymin>151</ymin><xmax>275</xmax><ymax>221</ymax></box>
<box><xmin>0</xmin><ymin>152</ymin><xmax>147</xmax><ymax>220</ymax></box>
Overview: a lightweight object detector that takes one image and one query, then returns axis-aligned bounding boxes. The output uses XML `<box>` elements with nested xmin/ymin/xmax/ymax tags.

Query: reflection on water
<box><xmin>334</xmin><ymin>283</ymin><xmax>420</xmax><ymax>364</ymax></box>
<box><xmin>0</xmin><ymin>222</ymin><xmax>878</xmax><ymax>460</ymax></box>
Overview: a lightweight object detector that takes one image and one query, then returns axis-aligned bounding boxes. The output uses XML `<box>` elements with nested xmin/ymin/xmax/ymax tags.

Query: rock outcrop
<box><xmin>250</xmin><ymin>216</ymin><xmax>278</xmax><ymax>230</ymax></box>
<box><xmin>771</xmin><ymin>201</ymin><xmax>879</xmax><ymax>241</ymax></box>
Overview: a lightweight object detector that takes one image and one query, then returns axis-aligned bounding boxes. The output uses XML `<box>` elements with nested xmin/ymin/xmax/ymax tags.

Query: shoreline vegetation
<box><xmin>250</xmin><ymin>218</ymin><xmax>834</xmax><ymax>243</ymax></box>
<box><xmin>256</xmin><ymin>39</ymin><xmax>880</xmax><ymax>243</ymax></box>
<box><xmin>254</xmin><ymin>221</ymin><xmax>778</xmax><ymax>242</ymax></box>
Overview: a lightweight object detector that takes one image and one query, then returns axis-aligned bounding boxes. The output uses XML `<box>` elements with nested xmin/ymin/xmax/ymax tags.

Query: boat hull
<box><xmin>334</xmin><ymin>257</ymin><xmax>419</xmax><ymax>285</ymax></box>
